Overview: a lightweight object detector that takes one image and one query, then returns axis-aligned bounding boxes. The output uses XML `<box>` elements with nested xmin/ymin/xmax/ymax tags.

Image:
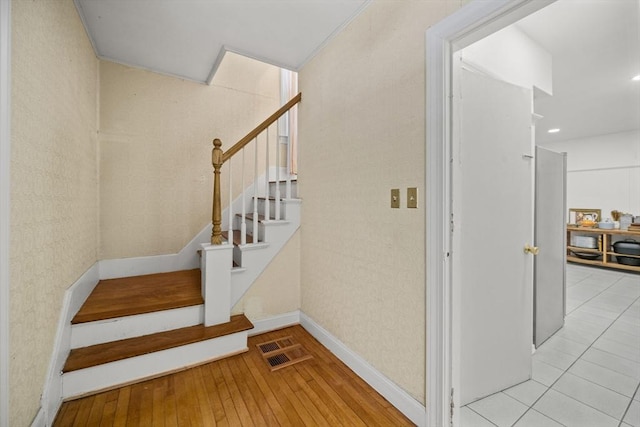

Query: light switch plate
<box><xmin>391</xmin><ymin>189</ymin><xmax>400</xmax><ymax>208</ymax></box>
<box><xmin>407</xmin><ymin>187</ymin><xmax>418</xmax><ymax>208</ymax></box>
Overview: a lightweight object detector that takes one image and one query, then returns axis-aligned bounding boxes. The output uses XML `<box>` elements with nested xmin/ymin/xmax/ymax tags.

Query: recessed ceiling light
<box><xmin>548</xmin><ymin>128</ymin><xmax>560</xmax><ymax>133</ymax></box>
<box><xmin>633</xmin><ymin>75</ymin><xmax>640</xmax><ymax>81</ymax></box>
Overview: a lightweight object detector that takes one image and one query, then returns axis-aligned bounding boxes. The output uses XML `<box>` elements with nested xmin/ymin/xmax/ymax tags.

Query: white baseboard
<box><xmin>30</xmin><ymin>407</ymin><xmax>44</xmax><ymax>427</ymax></box>
<box><xmin>299</xmin><ymin>312</ymin><xmax>426</xmax><ymax>426</ymax></box>
<box><xmin>41</xmin><ymin>264</ymin><xmax>100</xmax><ymax>427</ymax></box>
<box><xmin>248</xmin><ymin>310</ymin><xmax>301</xmax><ymax>336</ymax></box>
<box><xmin>98</xmin><ymin>224</ymin><xmax>209</xmax><ymax>279</ymax></box>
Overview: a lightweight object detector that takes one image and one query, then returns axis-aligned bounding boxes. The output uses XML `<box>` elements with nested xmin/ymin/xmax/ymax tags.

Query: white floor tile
<box><xmin>569</xmin><ymin>359</ymin><xmax>639</xmax><ymax>397</ymax></box>
<box><xmin>567</xmin><ymin>284</ymin><xmax>604</xmax><ymax>302</ymax></box>
<box><xmin>532</xmin><ymin>360</ymin><xmax>564</xmax><ymax>387</ymax></box>
<box><xmin>460</xmin><ymin>407</ymin><xmax>497</xmax><ymax>427</ymax></box>
<box><xmin>581</xmin><ymin>347</ymin><xmax>640</xmax><ymax>380</ymax></box>
<box><xmin>565</xmin><ymin>312</ymin><xmax>612</xmax><ymax>330</ymax></box>
<box><xmin>512</xmin><ymin>409</ymin><xmax>564</xmax><ymax>427</ymax></box>
<box><xmin>606</xmin><ymin>283</ymin><xmax>640</xmax><ymax>299</ymax></box>
<box><xmin>502</xmin><ymin>380</ymin><xmax>548</xmax><ymax>406</ymax></box>
<box><xmin>540</xmin><ymin>335</ymin><xmax>589</xmax><ymax>357</ymax></box>
<box><xmin>624</xmin><ymin>400</ymin><xmax>640</xmax><ymax>427</ymax></box>
<box><xmin>609</xmin><ymin>321</ymin><xmax>640</xmax><ymax>337</ymax></box>
<box><xmin>593</xmin><ymin>337</ymin><xmax>640</xmax><ymax>362</ymax></box>
<box><xmin>533</xmin><ymin>347</ymin><xmax>579</xmax><ymax>371</ymax></box>
<box><xmin>467</xmin><ymin>392</ymin><xmax>529</xmax><ymax>427</ymax></box>
<box><xmin>555</xmin><ymin>327</ymin><xmax>600</xmax><ymax>346</ymax></box>
<box><xmin>552</xmin><ymin>372</ymin><xmax>631</xmax><ymax>419</ymax></box>
<box><xmin>601</xmin><ymin>328</ymin><xmax>640</xmax><ymax>347</ymax></box>
<box><xmin>572</xmin><ymin>305</ymin><xmax>620</xmax><ymax>320</ymax></box>
<box><xmin>533</xmin><ymin>389</ymin><xmax>619</xmax><ymax>427</ymax></box>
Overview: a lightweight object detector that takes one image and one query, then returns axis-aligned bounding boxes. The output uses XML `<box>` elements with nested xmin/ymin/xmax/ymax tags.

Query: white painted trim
<box><xmin>299</xmin><ymin>312</ymin><xmax>425</xmax><ymax>427</ymax></box>
<box><xmin>29</xmin><ymin>408</ymin><xmax>44</xmax><ymax>427</ymax></box>
<box><xmin>248</xmin><ymin>310</ymin><xmax>300</xmax><ymax>336</ymax></box>
<box><xmin>98</xmin><ymin>170</ymin><xmax>279</xmax><ymax>280</ymax></box>
<box><xmin>71</xmin><ymin>304</ymin><xmax>203</xmax><ymax>348</ymax></box>
<box><xmin>62</xmin><ymin>331</ymin><xmax>248</xmax><ymax>399</ymax></box>
<box><xmin>425</xmin><ymin>1</ymin><xmax>555</xmax><ymax>426</ymax></box>
<box><xmin>0</xmin><ymin>1</ymin><xmax>10</xmax><ymax>425</ymax></box>
<box><xmin>41</xmin><ymin>264</ymin><xmax>100</xmax><ymax>427</ymax></box>
<box><xmin>200</xmin><ymin>243</ymin><xmax>232</xmax><ymax>326</ymax></box>
<box><xmin>98</xmin><ymin>223</ymin><xmax>210</xmax><ymax>279</ymax></box>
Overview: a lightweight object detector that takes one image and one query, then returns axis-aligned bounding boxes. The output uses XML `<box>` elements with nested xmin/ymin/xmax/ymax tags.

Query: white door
<box><xmin>534</xmin><ymin>146</ymin><xmax>567</xmax><ymax>347</ymax></box>
<box><xmin>452</xmin><ymin>67</ymin><xmax>535</xmax><ymax>406</ymax></box>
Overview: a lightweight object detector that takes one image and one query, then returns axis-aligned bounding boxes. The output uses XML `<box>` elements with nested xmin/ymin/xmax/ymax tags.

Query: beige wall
<box><xmin>232</xmin><ymin>231</ymin><xmax>301</xmax><ymax>319</ymax></box>
<box><xmin>10</xmin><ymin>0</ymin><xmax>99</xmax><ymax>424</ymax></box>
<box><xmin>99</xmin><ymin>53</ymin><xmax>280</xmax><ymax>259</ymax></box>
<box><xmin>298</xmin><ymin>0</ymin><xmax>459</xmax><ymax>403</ymax></box>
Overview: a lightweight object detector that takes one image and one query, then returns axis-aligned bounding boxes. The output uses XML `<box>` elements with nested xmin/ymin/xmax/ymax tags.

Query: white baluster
<box><xmin>241</xmin><ymin>147</ymin><xmax>247</xmax><ymax>245</ymax></box>
<box><xmin>253</xmin><ymin>136</ymin><xmax>258</xmax><ymax>242</ymax></box>
<box><xmin>285</xmin><ymin>110</ymin><xmax>292</xmax><ymax>200</ymax></box>
<box><xmin>275</xmin><ymin>125</ymin><xmax>281</xmax><ymax>221</ymax></box>
<box><xmin>228</xmin><ymin>159</ymin><xmax>233</xmax><ymax>244</ymax></box>
<box><xmin>264</xmin><ymin>130</ymin><xmax>270</xmax><ymax>221</ymax></box>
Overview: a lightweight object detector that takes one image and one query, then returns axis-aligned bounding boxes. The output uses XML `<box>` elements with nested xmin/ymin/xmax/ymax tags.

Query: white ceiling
<box><xmin>74</xmin><ymin>0</ymin><xmax>370</xmax><ymax>84</ymax></box>
<box><xmin>515</xmin><ymin>0</ymin><xmax>640</xmax><ymax>144</ymax></box>
<box><xmin>75</xmin><ymin>0</ymin><xmax>638</xmax><ymax>144</ymax></box>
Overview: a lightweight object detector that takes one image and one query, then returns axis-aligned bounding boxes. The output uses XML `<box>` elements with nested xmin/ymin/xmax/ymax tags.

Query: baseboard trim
<box><xmin>98</xmin><ymin>223</ymin><xmax>210</xmax><ymax>279</ymax></box>
<box><xmin>248</xmin><ymin>310</ymin><xmax>301</xmax><ymax>336</ymax></box>
<box><xmin>299</xmin><ymin>312</ymin><xmax>426</xmax><ymax>426</ymax></box>
<box><xmin>41</xmin><ymin>264</ymin><xmax>100</xmax><ymax>427</ymax></box>
<box><xmin>30</xmin><ymin>407</ymin><xmax>44</xmax><ymax>427</ymax></box>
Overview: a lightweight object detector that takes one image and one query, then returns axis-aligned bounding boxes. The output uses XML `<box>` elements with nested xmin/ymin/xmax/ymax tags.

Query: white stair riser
<box><xmin>70</xmin><ymin>305</ymin><xmax>203</xmax><ymax>348</ymax></box>
<box><xmin>62</xmin><ymin>331</ymin><xmax>248</xmax><ymax>399</ymax></box>
<box><xmin>269</xmin><ymin>181</ymin><xmax>297</xmax><ymax>199</ymax></box>
<box><xmin>230</xmin><ymin>200</ymin><xmax>301</xmax><ymax>305</ymax></box>
<box><xmin>254</xmin><ymin>198</ymin><xmax>287</xmax><ymax>219</ymax></box>
<box><xmin>234</xmin><ymin>216</ymin><xmax>265</xmax><ymax>239</ymax></box>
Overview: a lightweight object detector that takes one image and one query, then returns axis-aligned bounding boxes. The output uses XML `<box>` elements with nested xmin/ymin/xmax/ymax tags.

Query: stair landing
<box><xmin>72</xmin><ymin>269</ymin><xmax>203</xmax><ymax>324</ymax></box>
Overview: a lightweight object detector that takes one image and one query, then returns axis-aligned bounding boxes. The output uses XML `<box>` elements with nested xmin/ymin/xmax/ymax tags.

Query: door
<box><xmin>453</xmin><ymin>67</ymin><xmax>535</xmax><ymax>406</ymax></box>
<box><xmin>534</xmin><ymin>146</ymin><xmax>567</xmax><ymax>347</ymax></box>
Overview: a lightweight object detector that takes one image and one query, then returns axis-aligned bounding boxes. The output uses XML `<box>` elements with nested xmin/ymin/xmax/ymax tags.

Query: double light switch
<box><xmin>391</xmin><ymin>188</ymin><xmax>418</xmax><ymax>208</ymax></box>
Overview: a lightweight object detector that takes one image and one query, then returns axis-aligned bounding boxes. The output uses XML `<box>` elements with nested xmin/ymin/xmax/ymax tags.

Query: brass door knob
<box><xmin>524</xmin><ymin>244</ymin><xmax>539</xmax><ymax>255</ymax></box>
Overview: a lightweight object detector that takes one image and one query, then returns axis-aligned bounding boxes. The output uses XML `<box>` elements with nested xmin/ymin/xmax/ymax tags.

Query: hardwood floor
<box><xmin>54</xmin><ymin>325</ymin><xmax>415</xmax><ymax>426</ymax></box>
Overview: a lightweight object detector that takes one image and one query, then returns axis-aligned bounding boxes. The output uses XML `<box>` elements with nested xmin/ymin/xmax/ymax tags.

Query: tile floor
<box><xmin>461</xmin><ymin>264</ymin><xmax>640</xmax><ymax>427</ymax></box>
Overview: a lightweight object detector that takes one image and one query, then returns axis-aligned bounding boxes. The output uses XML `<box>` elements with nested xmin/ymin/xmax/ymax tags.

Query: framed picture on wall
<box><xmin>569</xmin><ymin>208</ymin><xmax>601</xmax><ymax>225</ymax></box>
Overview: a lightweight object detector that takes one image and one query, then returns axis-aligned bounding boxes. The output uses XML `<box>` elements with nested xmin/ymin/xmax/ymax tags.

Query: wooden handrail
<box><xmin>221</xmin><ymin>92</ymin><xmax>302</xmax><ymax>163</ymax></box>
<box><xmin>210</xmin><ymin>92</ymin><xmax>301</xmax><ymax>245</ymax></box>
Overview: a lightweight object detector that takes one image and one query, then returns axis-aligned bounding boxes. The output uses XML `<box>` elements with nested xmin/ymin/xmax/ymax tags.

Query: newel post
<box><xmin>211</xmin><ymin>138</ymin><xmax>223</xmax><ymax>244</ymax></box>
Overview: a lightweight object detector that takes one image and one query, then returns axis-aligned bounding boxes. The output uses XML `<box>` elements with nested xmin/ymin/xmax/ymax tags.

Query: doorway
<box><xmin>425</xmin><ymin>1</ymin><xmax>555</xmax><ymax>425</ymax></box>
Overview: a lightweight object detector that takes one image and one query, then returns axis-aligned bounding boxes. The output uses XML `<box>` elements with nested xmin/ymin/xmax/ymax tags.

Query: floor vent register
<box><xmin>256</xmin><ymin>336</ymin><xmax>313</xmax><ymax>371</ymax></box>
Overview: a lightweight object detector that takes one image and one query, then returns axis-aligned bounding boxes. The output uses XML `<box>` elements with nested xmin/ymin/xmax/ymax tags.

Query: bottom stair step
<box><xmin>62</xmin><ymin>314</ymin><xmax>254</xmax><ymax>399</ymax></box>
<box><xmin>64</xmin><ymin>314</ymin><xmax>253</xmax><ymax>372</ymax></box>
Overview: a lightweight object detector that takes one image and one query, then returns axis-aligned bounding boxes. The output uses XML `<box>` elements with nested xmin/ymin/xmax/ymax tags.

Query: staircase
<box><xmin>60</xmin><ymin>93</ymin><xmax>302</xmax><ymax>400</ymax></box>
<box><xmin>62</xmin><ymin>179</ymin><xmax>300</xmax><ymax>399</ymax></box>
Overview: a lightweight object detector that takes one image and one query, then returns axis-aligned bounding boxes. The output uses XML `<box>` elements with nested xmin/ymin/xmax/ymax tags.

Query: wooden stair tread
<box><xmin>221</xmin><ymin>230</ymin><xmax>253</xmax><ymax>246</ymax></box>
<box><xmin>71</xmin><ymin>269</ymin><xmax>203</xmax><ymax>324</ymax></box>
<box><xmin>63</xmin><ymin>314</ymin><xmax>253</xmax><ymax>372</ymax></box>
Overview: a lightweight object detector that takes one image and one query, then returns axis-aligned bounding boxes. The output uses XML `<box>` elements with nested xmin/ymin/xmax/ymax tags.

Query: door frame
<box><xmin>424</xmin><ymin>1</ymin><xmax>554</xmax><ymax>425</ymax></box>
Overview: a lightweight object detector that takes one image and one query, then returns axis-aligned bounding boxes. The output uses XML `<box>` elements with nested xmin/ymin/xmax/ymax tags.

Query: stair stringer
<box><xmin>231</xmin><ymin>199</ymin><xmax>301</xmax><ymax>306</ymax></box>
